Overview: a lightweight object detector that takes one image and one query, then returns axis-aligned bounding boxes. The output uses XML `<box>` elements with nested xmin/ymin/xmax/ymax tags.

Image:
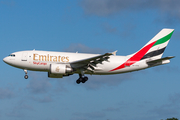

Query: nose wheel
<box><xmin>24</xmin><ymin>69</ymin><xmax>28</xmax><ymax>79</ymax></box>
<box><xmin>24</xmin><ymin>75</ymin><xmax>28</xmax><ymax>79</ymax></box>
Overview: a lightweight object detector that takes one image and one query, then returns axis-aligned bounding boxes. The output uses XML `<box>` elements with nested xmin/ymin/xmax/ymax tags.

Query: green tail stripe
<box><xmin>153</xmin><ymin>30</ymin><xmax>174</xmax><ymax>47</ymax></box>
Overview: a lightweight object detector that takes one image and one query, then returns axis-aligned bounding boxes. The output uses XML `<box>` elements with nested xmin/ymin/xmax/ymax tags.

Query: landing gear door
<box><xmin>22</xmin><ymin>53</ymin><xmax>28</xmax><ymax>61</ymax></box>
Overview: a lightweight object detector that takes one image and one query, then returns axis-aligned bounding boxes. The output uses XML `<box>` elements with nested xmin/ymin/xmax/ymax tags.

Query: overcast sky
<box><xmin>1</xmin><ymin>0</ymin><xmax>180</xmax><ymax>120</ymax></box>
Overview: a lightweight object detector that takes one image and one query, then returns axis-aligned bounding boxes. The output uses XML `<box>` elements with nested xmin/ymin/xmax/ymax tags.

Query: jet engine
<box><xmin>48</xmin><ymin>64</ymin><xmax>73</xmax><ymax>78</ymax></box>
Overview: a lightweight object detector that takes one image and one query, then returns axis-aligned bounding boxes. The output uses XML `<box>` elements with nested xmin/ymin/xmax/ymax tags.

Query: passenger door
<box><xmin>21</xmin><ymin>53</ymin><xmax>28</xmax><ymax>61</ymax></box>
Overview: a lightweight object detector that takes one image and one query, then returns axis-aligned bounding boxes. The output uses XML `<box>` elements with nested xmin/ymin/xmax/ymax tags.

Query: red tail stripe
<box><xmin>110</xmin><ymin>41</ymin><xmax>157</xmax><ymax>71</ymax></box>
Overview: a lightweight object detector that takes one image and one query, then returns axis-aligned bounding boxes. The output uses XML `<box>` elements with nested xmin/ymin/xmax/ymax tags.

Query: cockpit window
<box><xmin>9</xmin><ymin>54</ymin><xmax>15</xmax><ymax>57</ymax></box>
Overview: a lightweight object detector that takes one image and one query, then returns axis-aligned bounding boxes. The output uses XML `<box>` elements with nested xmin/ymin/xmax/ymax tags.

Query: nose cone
<box><xmin>3</xmin><ymin>57</ymin><xmax>8</xmax><ymax>63</ymax></box>
<box><xmin>3</xmin><ymin>56</ymin><xmax>16</xmax><ymax>67</ymax></box>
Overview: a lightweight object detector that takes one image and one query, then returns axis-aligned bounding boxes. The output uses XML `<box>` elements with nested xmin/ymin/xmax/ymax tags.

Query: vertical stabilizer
<box><xmin>140</xmin><ymin>28</ymin><xmax>174</xmax><ymax>60</ymax></box>
<box><xmin>110</xmin><ymin>28</ymin><xmax>174</xmax><ymax>71</ymax></box>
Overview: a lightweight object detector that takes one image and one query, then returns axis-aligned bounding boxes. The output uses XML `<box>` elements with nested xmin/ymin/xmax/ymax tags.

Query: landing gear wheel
<box><xmin>82</xmin><ymin>79</ymin><xmax>86</xmax><ymax>83</ymax></box>
<box><xmin>76</xmin><ymin>79</ymin><xmax>80</xmax><ymax>84</ymax></box>
<box><xmin>23</xmin><ymin>69</ymin><xmax>28</xmax><ymax>79</ymax></box>
<box><xmin>84</xmin><ymin>76</ymin><xmax>88</xmax><ymax>81</ymax></box>
<box><xmin>82</xmin><ymin>76</ymin><xmax>88</xmax><ymax>83</ymax></box>
<box><xmin>76</xmin><ymin>76</ymin><xmax>88</xmax><ymax>84</ymax></box>
<box><xmin>77</xmin><ymin>72</ymin><xmax>88</xmax><ymax>84</ymax></box>
<box><xmin>24</xmin><ymin>75</ymin><xmax>28</xmax><ymax>79</ymax></box>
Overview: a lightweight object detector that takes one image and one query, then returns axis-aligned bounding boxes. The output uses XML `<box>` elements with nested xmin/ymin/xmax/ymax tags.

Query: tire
<box><xmin>84</xmin><ymin>76</ymin><xmax>88</xmax><ymax>81</ymax></box>
<box><xmin>82</xmin><ymin>79</ymin><xmax>86</xmax><ymax>83</ymax></box>
<box><xmin>24</xmin><ymin>75</ymin><xmax>28</xmax><ymax>79</ymax></box>
<box><xmin>76</xmin><ymin>79</ymin><xmax>81</xmax><ymax>84</ymax></box>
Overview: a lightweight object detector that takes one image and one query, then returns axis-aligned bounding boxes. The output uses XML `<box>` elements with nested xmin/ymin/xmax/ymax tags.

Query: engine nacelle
<box><xmin>48</xmin><ymin>64</ymin><xmax>73</xmax><ymax>78</ymax></box>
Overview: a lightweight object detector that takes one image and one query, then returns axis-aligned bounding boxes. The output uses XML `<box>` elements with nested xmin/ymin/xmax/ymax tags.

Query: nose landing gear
<box><xmin>24</xmin><ymin>69</ymin><xmax>28</xmax><ymax>79</ymax></box>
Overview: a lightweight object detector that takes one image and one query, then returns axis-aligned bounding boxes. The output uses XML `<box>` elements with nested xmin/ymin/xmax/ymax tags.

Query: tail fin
<box><xmin>110</xmin><ymin>29</ymin><xmax>174</xmax><ymax>71</ymax></box>
<box><xmin>128</xmin><ymin>28</ymin><xmax>174</xmax><ymax>61</ymax></box>
<box><xmin>140</xmin><ymin>28</ymin><xmax>174</xmax><ymax>60</ymax></box>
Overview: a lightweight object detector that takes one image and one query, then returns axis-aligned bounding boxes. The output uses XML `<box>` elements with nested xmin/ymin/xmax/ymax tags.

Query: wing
<box><xmin>70</xmin><ymin>51</ymin><xmax>116</xmax><ymax>72</ymax></box>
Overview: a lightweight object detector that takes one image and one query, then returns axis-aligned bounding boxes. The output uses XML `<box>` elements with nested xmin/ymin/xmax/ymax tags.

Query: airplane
<box><xmin>3</xmin><ymin>28</ymin><xmax>175</xmax><ymax>84</ymax></box>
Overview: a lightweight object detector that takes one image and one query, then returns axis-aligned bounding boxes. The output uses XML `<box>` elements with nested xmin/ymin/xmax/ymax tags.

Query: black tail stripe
<box><xmin>141</xmin><ymin>47</ymin><xmax>166</xmax><ymax>60</ymax></box>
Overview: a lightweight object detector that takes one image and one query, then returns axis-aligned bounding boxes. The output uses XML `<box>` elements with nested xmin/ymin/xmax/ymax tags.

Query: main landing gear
<box><xmin>24</xmin><ymin>69</ymin><xmax>28</xmax><ymax>79</ymax></box>
<box><xmin>76</xmin><ymin>72</ymin><xmax>88</xmax><ymax>84</ymax></box>
<box><xmin>76</xmin><ymin>76</ymin><xmax>88</xmax><ymax>84</ymax></box>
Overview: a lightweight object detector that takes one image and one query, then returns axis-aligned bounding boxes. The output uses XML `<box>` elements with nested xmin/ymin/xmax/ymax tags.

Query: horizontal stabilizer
<box><xmin>147</xmin><ymin>56</ymin><xmax>175</xmax><ymax>67</ymax></box>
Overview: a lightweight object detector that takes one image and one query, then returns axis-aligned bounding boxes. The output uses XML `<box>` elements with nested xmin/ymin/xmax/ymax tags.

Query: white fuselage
<box><xmin>3</xmin><ymin>50</ymin><xmax>149</xmax><ymax>75</ymax></box>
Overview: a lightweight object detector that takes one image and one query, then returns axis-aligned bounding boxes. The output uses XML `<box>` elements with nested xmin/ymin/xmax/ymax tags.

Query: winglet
<box><xmin>112</xmin><ymin>50</ymin><xmax>118</xmax><ymax>56</ymax></box>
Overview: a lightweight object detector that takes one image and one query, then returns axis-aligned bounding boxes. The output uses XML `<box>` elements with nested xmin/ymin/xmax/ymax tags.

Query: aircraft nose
<box><xmin>3</xmin><ymin>57</ymin><xmax>8</xmax><ymax>63</ymax></box>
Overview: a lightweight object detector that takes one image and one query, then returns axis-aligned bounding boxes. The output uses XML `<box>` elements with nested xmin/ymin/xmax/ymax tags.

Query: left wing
<box><xmin>70</xmin><ymin>52</ymin><xmax>115</xmax><ymax>72</ymax></box>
